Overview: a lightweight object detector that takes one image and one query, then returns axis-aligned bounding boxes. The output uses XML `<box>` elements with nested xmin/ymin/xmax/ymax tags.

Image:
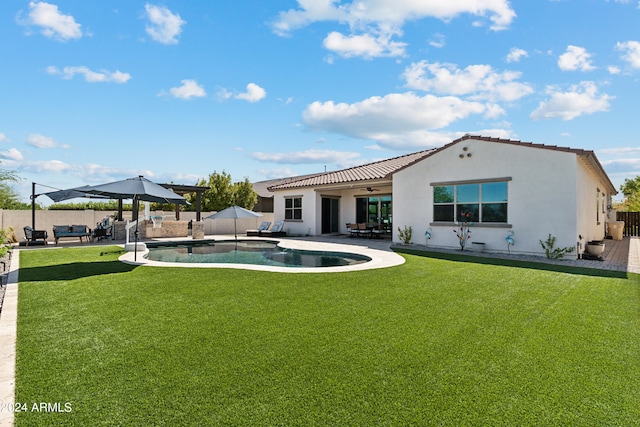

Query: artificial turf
<box><xmin>13</xmin><ymin>246</ymin><xmax>640</xmax><ymax>426</ymax></box>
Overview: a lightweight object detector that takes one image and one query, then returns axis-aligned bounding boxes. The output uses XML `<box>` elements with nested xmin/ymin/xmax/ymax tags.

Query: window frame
<box><xmin>431</xmin><ymin>177</ymin><xmax>511</xmax><ymax>225</ymax></box>
<box><xmin>284</xmin><ymin>196</ymin><xmax>303</xmax><ymax>221</ymax></box>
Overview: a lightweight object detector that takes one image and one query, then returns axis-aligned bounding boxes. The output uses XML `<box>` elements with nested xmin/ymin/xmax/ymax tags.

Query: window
<box><xmin>284</xmin><ymin>196</ymin><xmax>302</xmax><ymax>220</ymax></box>
<box><xmin>433</xmin><ymin>180</ymin><xmax>508</xmax><ymax>223</ymax></box>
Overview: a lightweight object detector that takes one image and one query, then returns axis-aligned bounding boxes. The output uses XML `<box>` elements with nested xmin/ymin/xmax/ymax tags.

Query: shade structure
<box><xmin>206</xmin><ymin>205</ymin><xmax>262</xmax><ymax>239</ymax></box>
<box><xmin>43</xmin><ymin>185</ymin><xmax>110</xmax><ymax>203</ymax></box>
<box><xmin>82</xmin><ymin>176</ymin><xmax>189</xmax><ymax>260</ymax></box>
<box><xmin>82</xmin><ymin>176</ymin><xmax>189</xmax><ymax>205</ymax></box>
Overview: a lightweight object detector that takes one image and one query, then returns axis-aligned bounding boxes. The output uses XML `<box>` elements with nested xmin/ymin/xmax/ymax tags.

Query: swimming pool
<box><xmin>144</xmin><ymin>239</ymin><xmax>372</xmax><ymax>268</ymax></box>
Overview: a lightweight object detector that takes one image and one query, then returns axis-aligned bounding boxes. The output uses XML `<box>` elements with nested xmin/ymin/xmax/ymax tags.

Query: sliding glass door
<box><xmin>356</xmin><ymin>195</ymin><xmax>392</xmax><ymax>229</ymax></box>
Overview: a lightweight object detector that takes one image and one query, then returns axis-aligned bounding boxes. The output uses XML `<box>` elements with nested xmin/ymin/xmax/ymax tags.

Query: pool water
<box><xmin>145</xmin><ymin>240</ymin><xmax>371</xmax><ymax>268</ymax></box>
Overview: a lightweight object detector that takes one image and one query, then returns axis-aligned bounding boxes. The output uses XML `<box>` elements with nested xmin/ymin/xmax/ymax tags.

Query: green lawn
<box><xmin>14</xmin><ymin>246</ymin><xmax>640</xmax><ymax>426</ymax></box>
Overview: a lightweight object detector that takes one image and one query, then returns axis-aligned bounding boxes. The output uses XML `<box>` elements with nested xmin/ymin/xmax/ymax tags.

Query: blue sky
<box><xmin>1</xmin><ymin>1</ymin><xmax>639</xmax><ymax>203</ymax></box>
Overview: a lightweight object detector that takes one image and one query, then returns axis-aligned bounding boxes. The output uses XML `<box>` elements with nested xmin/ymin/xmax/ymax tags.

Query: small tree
<box><xmin>233</xmin><ymin>177</ymin><xmax>258</xmax><ymax>210</ymax></box>
<box><xmin>189</xmin><ymin>171</ymin><xmax>258</xmax><ymax>212</ymax></box>
<box><xmin>620</xmin><ymin>176</ymin><xmax>640</xmax><ymax>212</ymax></box>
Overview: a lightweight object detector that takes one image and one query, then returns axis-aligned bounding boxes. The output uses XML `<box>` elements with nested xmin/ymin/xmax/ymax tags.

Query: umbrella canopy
<box><xmin>206</xmin><ymin>205</ymin><xmax>262</xmax><ymax>239</ymax></box>
<box><xmin>43</xmin><ymin>185</ymin><xmax>111</xmax><ymax>203</ymax></box>
<box><xmin>83</xmin><ymin>176</ymin><xmax>189</xmax><ymax>205</ymax></box>
<box><xmin>206</xmin><ymin>205</ymin><xmax>262</xmax><ymax>220</ymax></box>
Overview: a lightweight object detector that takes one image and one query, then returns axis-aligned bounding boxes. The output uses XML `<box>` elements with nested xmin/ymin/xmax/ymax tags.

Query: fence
<box><xmin>617</xmin><ymin>211</ymin><xmax>640</xmax><ymax>237</ymax></box>
<box><xmin>0</xmin><ymin>209</ymin><xmax>274</xmax><ymax>242</ymax></box>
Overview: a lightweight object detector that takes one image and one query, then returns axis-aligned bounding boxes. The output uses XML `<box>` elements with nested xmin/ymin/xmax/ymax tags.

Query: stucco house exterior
<box><xmin>268</xmin><ymin>135</ymin><xmax>617</xmax><ymax>257</ymax></box>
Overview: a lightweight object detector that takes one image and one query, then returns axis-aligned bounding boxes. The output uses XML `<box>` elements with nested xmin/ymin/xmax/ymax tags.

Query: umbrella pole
<box><xmin>234</xmin><ymin>219</ymin><xmax>238</xmax><ymax>250</ymax></box>
<box><xmin>134</xmin><ymin>197</ymin><xmax>139</xmax><ymax>261</ymax></box>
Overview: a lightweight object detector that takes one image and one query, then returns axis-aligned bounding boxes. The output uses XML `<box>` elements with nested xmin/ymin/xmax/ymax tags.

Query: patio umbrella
<box><xmin>43</xmin><ymin>185</ymin><xmax>111</xmax><ymax>203</ymax></box>
<box><xmin>82</xmin><ymin>176</ymin><xmax>188</xmax><ymax>205</ymax></box>
<box><xmin>82</xmin><ymin>176</ymin><xmax>189</xmax><ymax>259</ymax></box>
<box><xmin>206</xmin><ymin>205</ymin><xmax>262</xmax><ymax>240</ymax></box>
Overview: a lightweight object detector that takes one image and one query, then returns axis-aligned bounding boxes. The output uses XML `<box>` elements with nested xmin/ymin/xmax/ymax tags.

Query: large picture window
<box><xmin>433</xmin><ymin>180</ymin><xmax>508</xmax><ymax>223</ymax></box>
<box><xmin>284</xmin><ymin>196</ymin><xmax>302</xmax><ymax>220</ymax></box>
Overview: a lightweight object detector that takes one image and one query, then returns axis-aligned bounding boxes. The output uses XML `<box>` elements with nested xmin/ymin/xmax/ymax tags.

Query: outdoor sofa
<box><xmin>52</xmin><ymin>225</ymin><xmax>92</xmax><ymax>244</ymax></box>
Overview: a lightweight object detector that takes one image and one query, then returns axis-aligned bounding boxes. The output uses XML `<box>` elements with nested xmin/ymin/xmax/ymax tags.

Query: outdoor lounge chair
<box><xmin>246</xmin><ymin>221</ymin><xmax>271</xmax><ymax>236</ymax></box>
<box><xmin>23</xmin><ymin>226</ymin><xmax>48</xmax><ymax>246</ymax></box>
<box><xmin>260</xmin><ymin>220</ymin><xmax>286</xmax><ymax>237</ymax></box>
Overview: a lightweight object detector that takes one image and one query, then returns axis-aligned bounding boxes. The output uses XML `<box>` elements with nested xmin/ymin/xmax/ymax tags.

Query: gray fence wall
<box><xmin>0</xmin><ymin>210</ymin><xmax>274</xmax><ymax>241</ymax></box>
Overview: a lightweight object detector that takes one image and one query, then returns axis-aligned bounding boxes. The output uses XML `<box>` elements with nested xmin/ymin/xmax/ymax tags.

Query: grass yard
<box><xmin>14</xmin><ymin>246</ymin><xmax>640</xmax><ymax>426</ymax></box>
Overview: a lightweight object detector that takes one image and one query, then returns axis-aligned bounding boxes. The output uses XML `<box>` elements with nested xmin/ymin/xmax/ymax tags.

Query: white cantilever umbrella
<box><xmin>206</xmin><ymin>205</ymin><xmax>262</xmax><ymax>240</ymax></box>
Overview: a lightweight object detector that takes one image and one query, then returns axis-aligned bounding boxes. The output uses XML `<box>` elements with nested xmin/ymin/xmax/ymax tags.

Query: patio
<box><xmin>11</xmin><ymin>233</ymin><xmax>640</xmax><ymax>275</ymax></box>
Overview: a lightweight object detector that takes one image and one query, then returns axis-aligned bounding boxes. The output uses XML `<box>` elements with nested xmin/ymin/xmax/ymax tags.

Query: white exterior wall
<box><xmin>575</xmin><ymin>158</ymin><xmax>609</xmax><ymax>244</ymax></box>
<box><xmin>393</xmin><ymin>139</ymin><xmax>580</xmax><ymax>256</ymax></box>
<box><xmin>272</xmin><ymin>188</ymin><xmax>318</xmax><ymax>236</ymax></box>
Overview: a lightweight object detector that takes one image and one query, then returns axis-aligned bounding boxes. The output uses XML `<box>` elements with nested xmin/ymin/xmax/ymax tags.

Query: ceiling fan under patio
<box><xmin>365</xmin><ymin>187</ymin><xmax>380</xmax><ymax>192</ymax></box>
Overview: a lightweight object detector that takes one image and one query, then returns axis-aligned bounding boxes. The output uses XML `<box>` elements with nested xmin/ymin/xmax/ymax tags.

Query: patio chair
<box><xmin>93</xmin><ymin>216</ymin><xmax>114</xmax><ymax>242</ymax></box>
<box><xmin>23</xmin><ymin>226</ymin><xmax>48</xmax><ymax>246</ymax></box>
<box><xmin>346</xmin><ymin>223</ymin><xmax>358</xmax><ymax>238</ymax></box>
<box><xmin>357</xmin><ymin>223</ymin><xmax>372</xmax><ymax>238</ymax></box>
<box><xmin>246</xmin><ymin>221</ymin><xmax>271</xmax><ymax>236</ymax></box>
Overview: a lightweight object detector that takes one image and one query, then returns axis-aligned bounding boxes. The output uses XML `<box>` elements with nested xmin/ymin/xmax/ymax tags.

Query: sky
<box><xmin>1</xmin><ymin>0</ymin><xmax>639</xmax><ymax>204</ymax></box>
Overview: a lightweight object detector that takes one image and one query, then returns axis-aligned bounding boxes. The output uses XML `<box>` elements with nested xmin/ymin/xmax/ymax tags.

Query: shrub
<box><xmin>539</xmin><ymin>234</ymin><xmax>575</xmax><ymax>259</ymax></box>
<box><xmin>398</xmin><ymin>225</ymin><xmax>413</xmax><ymax>244</ymax></box>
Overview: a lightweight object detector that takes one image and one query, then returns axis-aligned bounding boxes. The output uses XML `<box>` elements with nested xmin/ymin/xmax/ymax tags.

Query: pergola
<box><xmin>111</xmin><ymin>183</ymin><xmax>209</xmax><ymax>222</ymax></box>
<box><xmin>31</xmin><ymin>182</ymin><xmax>209</xmax><ymax>229</ymax></box>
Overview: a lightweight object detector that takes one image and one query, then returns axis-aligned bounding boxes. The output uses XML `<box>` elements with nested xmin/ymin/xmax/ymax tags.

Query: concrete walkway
<box><xmin>0</xmin><ymin>250</ymin><xmax>19</xmax><ymax>427</ymax></box>
<box><xmin>294</xmin><ymin>235</ymin><xmax>640</xmax><ymax>275</ymax></box>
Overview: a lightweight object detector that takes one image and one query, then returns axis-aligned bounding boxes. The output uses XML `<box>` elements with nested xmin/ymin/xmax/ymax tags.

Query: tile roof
<box><xmin>267</xmin><ymin>149</ymin><xmax>436</xmax><ymax>190</ymax></box>
<box><xmin>267</xmin><ymin>135</ymin><xmax>616</xmax><ymax>193</ymax></box>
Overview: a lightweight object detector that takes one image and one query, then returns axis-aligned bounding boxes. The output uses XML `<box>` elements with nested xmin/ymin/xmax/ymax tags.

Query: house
<box><xmin>252</xmin><ymin>173</ymin><xmax>324</xmax><ymax>213</ymax></box>
<box><xmin>268</xmin><ymin>135</ymin><xmax>617</xmax><ymax>257</ymax></box>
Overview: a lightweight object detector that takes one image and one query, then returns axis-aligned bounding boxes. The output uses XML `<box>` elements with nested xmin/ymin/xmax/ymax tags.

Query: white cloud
<box><xmin>608</xmin><ymin>65</ymin><xmax>621</xmax><ymax>74</ymax></box>
<box><xmin>218</xmin><ymin>83</ymin><xmax>266</xmax><ymax>103</ymax></box>
<box><xmin>506</xmin><ymin>47</ymin><xmax>528</xmax><ymax>63</ymax></box>
<box><xmin>402</xmin><ymin>61</ymin><xmax>534</xmax><ymax>102</ymax></box>
<box><xmin>26</xmin><ymin>133</ymin><xmax>68</xmax><ymax>149</ymax></box>
<box><xmin>302</xmin><ymin>92</ymin><xmax>489</xmax><ymax>149</ymax></box>
<box><xmin>616</xmin><ymin>40</ymin><xmax>640</xmax><ymax>68</ymax></box>
<box><xmin>558</xmin><ymin>45</ymin><xmax>596</xmax><ymax>71</ymax></box>
<box><xmin>46</xmin><ymin>66</ymin><xmax>131</xmax><ymax>83</ymax></box>
<box><xmin>601</xmin><ymin>158</ymin><xmax>640</xmax><ymax>175</ymax></box>
<box><xmin>256</xmin><ymin>167</ymin><xmax>298</xmax><ymax>180</ymax></box>
<box><xmin>144</xmin><ymin>4</ymin><xmax>185</xmax><ymax>45</ymax></box>
<box><xmin>1</xmin><ymin>148</ymin><xmax>23</xmax><ymax>161</ymax></box>
<box><xmin>323</xmin><ymin>28</ymin><xmax>407</xmax><ymax>58</ymax></box>
<box><xmin>235</xmin><ymin>83</ymin><xmax>267</xmax><ymax>103</ymax></box>
<box><xmin>20</xmin><ymin>1</ymin><xmax>82</xmax><ymax>41</ymax></box>
<box><xmin>429</xmin><ymin>33</ymin><xmax>446</xmax><ymax>48</ymax></box>
<box><xmin>272</xmin><ymin>0</ymin><xmax>516</xmax><ymax>35</ymax></box>
<box><xmin>167</xmin><ymin>79</ymin><xmax>206</xmax><ymax>100</ymax></box>
<box><xmin>251</xmin><ymin>149</ymin><xmax>361</xmax><ymax>164</ymax></box>
<box><xmin>530</xmin><ymin>81</ymin><xmax>614</xmax><ymax>121</ymax></box>
<box><xmin>0</xmin><ymin>133</ymin><xmax>9</xmax><ymax>143</ymax></box>
<box><xmin>598</xmin><ymin>147</ymin><xmax>640</xmax><ymax>155</ymax></box>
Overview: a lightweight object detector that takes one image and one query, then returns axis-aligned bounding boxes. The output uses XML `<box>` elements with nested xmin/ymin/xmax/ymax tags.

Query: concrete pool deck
<box><xmin>118</xmin><ymin>235</ymin><xmax>406</xmax><ymax>273</ymax></box>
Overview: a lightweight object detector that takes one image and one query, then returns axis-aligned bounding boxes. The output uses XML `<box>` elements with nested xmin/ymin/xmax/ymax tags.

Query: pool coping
<box><xmin>118</xmin><ymin>237</ymin><xmax>405</xmax><ymax>273</ymax></box>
